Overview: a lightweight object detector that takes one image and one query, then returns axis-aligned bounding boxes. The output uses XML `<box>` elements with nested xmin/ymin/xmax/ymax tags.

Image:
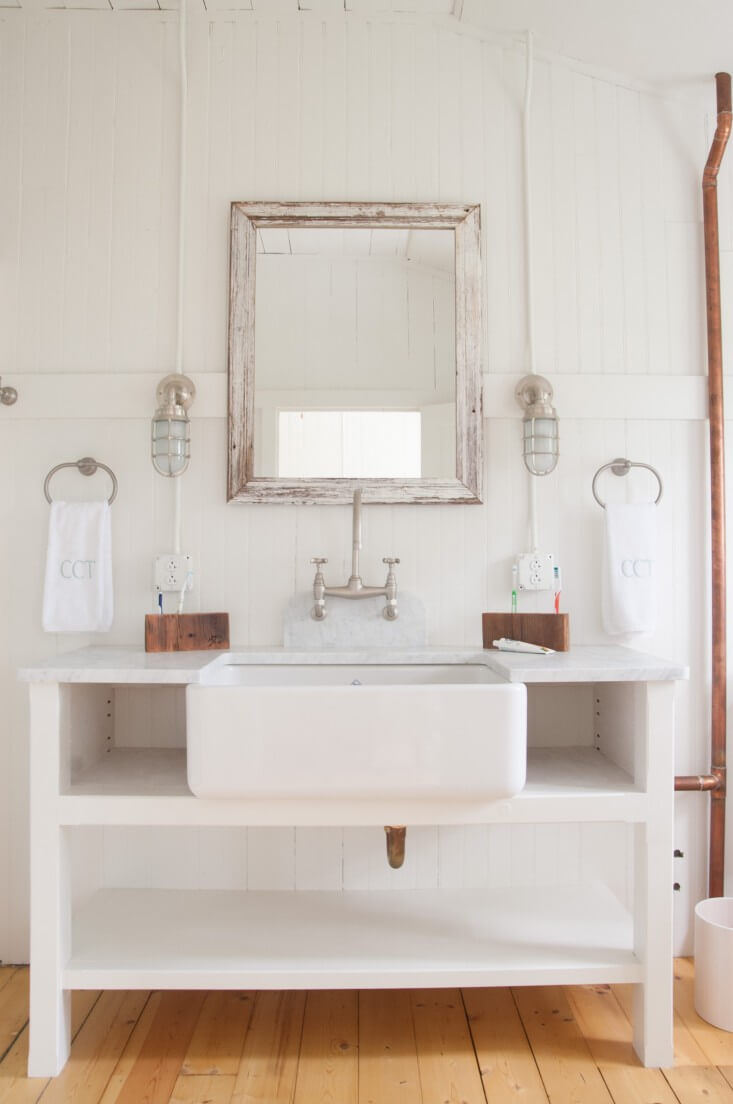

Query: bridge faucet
<box><xmin>311</xmin><ymin>490</ymin><xmax>399</xmax><ymax>621</ymax></box>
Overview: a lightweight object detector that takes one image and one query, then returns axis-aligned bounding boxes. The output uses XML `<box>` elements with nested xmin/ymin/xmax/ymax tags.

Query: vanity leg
<box><xmin>28</xmin><ymin>684</ymin><xmax>72</xmax><ymax>1076</ymax></box>
<box><xmin>631</xmin><ymin>682</ymin><xmax>675</xmax><ymax>1068</ymax></box>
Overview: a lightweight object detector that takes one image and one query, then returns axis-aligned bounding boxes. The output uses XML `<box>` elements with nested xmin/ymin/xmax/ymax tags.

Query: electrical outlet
<box><xmin>516</xmin><ymin>551</ymin><xmax>555</xmax><ymax>592</ymax></box>
<box><xmin>154</xmin><ymin>553</ymin><xmax>193</xmax><ymax>594</ymax></box>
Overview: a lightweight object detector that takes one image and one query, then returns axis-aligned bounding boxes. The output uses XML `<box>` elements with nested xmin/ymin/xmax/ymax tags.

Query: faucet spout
<box><xmin>310</xmin><ymin>489</ymin><xmax>400</xmax><ymax>620</ymax></box>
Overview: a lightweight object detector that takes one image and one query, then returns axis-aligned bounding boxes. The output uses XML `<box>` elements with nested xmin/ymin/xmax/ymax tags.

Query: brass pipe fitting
<box><xmin>384</xmin><ymin>826</ymin><xmax>406</xmax><ymax>869</ymax></box>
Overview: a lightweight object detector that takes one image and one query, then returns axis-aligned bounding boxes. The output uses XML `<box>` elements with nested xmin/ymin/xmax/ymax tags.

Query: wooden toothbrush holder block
<box><xmin>482</xmin><ymin>613</ymin><xmax>570</xmax><ymax>652</ymax></box>
<box><xmin>145</xmin><ymin>613</ymin><xmax>230</xmax><ymax>653</ymax></box>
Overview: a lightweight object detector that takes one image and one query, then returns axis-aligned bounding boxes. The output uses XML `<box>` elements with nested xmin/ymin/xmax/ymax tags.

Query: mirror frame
<box><xmin>228</xmin><ymin>201</ymin><xmax>482</xmax><ymax>504</ymax></box>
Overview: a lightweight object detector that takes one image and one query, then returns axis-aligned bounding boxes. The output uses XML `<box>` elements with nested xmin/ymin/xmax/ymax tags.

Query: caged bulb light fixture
<box><xmin>151</xmin><ymin>373</ymin><xmax>196</xmax><ymax>477</ymax></box>
<box><xmin>515</xmin><ymin>374</ymin><xmax>559</xmax><ymax>476</ymax></box>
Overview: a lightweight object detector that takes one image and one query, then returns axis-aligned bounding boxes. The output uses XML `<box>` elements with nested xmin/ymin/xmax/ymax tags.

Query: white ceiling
<box><xmin>459</xmin><ymin>0</ymin><xmax>733</xmax><ymax>93</ymax></box>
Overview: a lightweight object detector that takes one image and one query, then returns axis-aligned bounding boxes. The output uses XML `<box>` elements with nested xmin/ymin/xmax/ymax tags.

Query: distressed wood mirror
<box><xmin>228</xmin><ymin>201</ymin><xmax>482</xmax><ymax>504</ymax></box>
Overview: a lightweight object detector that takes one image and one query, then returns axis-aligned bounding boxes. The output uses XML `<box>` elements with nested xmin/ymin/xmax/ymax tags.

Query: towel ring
<box><xmin>44</xmin><ymin>457</ymin><xmax>118</xmax><ymax>505</ymax></box>
<box><xmin>592</xmin><ymin>458</ymin><xmax>662</xmax><ymax>508</ymax></box>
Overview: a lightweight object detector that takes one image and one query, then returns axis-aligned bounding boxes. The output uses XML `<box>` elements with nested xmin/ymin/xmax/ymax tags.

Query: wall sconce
<box><xmin>515</xmin><ymin>374</ymin><xmax>559</xmax><ymax>476</ymax></box>
<box><xmin>151</xmin><ymin>374</ymin><xmax>196</xmax><ymax>477</ymax></box>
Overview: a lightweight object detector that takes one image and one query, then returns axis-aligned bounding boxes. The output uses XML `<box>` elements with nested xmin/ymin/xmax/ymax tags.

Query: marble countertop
<box><xmin>18</xmin><ymin>644</ymin><xmax>688</xmax><ymax>685</ymax></box>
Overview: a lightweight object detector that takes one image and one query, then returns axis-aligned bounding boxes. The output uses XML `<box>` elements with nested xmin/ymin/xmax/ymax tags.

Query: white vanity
<box><xmin>21</xmin><ymin>643</ymin><xmax>685</xmax><ymax>1075</ymax></box>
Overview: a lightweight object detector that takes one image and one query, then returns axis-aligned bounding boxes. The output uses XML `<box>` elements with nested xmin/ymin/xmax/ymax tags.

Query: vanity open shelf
<box><xmin>21</xmin><ymin>644</ymin><xmax>685</xmax><ymax>1075</ymax></box>
<box><xmin>60</xmin><ymin>745</ymin><xmax>646</xmax><ymax>825</ymax></box>
<box><xmin>65</xmin><ymin>884</ymin><xmax>639</xmax><ymax>991</ymax></box>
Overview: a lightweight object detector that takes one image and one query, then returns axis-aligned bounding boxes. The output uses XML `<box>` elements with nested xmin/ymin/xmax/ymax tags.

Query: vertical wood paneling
<box><xmin>15</xmin><ymin>21</ymin><xmax>55</xmax><ymax>371</ymax></box>
<box><xmin>482</xmin><ymin>42</ymin><xmax>508</xmax><ymax>374</ymax></box>
<box><xmin>197</xmin><ymin>829</ymin><xmax>247</xmax><ymax>890</ymax></box>
<box><xmin>345</xmin><ymin>19</ymin><xmax>369</xmax><ymax>195</ymax></box>
<box><xmin>254</xmin><ymin>20</ymin><xmax>279</xmax><ymax>194</ymax></box>
<box><xmin>205</xmin><ymin>20</ymin><xmax>236</xmax><ymax>375</ymax></box>
<box><xmin>502</xmin><ymin>46</ymin><xmax>527</xmax><ymax>375</ymax></box>
<box><xmin>459</xmin><ymin>34</ymin><xmax>484</xmax><ymax>202</ymax></box>
<box><xmin>572</xmin><ymin>71</ymin><xmax>602</xmax><ymax>376</ymax></box>
<box><xmin>436</xmin><ymin>30</ymin><xmax>461</xmax><ymax>200</ymax></box>
<box><xmin>199</xmin><ymin>419</ymin><xmax>251</xmax><ymax>640</ymax></box>
<box><xmin>322</xmin><ymin>20</ymin><xmax>346</xmax><ymax>195</ymax></box>
<box><xmin>390</xmin><ymin>24</ymin><xmax>415</xmax><ymax>199</ymax></box>
<box><xmin>182</xmin><ymin>15</ymin><xmax>210</xmax><ymax>374</ymax></box>
<box><xmin>616</xmin><ymin>87</ymin><xmax>647</xmax><ymax>375</ymax></box>
<box><xmin>594</xmin><ymin>79</ymin><xmax>625</xmax><ymax>373</ymax></box>
<box><xmin>550</xmin><ymin>63</ymin><xmax>579</xmax><ymax>376</ymax></box>
<box><xmin>36</xmin><ymin>20</ymin><xmax>71</xmax><ymax>373</ymax></box>
<box><xmin>412</xmin><ymin>23</ymin><xmax>438</xmax><ymax>198</ymax></box>
<box><xmin>295</xmin><ymin>828</ymin><xmax>343</xmax><ymax>890</ymax></box>
<box><xmin>247</xmin><ymin>827</ymin><xmax>295</xmax><ymax>890</ymax></box>
<box><xmin>0</xmin><ymin>11</ymin><xmax>718</xmax><ymax>961</ymax></box>
<box><xmin>103</xmin><ymin>828</ymin><xmax>153</xmax><ymax>889</ymax></box>
<box><xmin>149</xmin><ymin>828</ymin><xmax>201</xmax><ymax>889</ymax></box>
<box><xmin>299</xmin><ymin>19</ymin><xmax>324</xmax><ymax>197</ymax></box>
<box><xmin>529</xmin><ymin>58</ymin><xmax>556</xmax><ymax>376</ymax></box>
<box><xmin>60</xmin><ymin>19</ymin><xmax>95</xmax><ymax>370</ymax></box>
<box><xmin>438</xmin><ymin>826</ymin><xmax>490</xmax><ymax>888</ymax></box>
<box><xmin>109</xmin><ymin>23</ymin><xmax>168</xmax><ymax>372</ymax></box>
<box><xmin>0</xmin><ymin>20</ymin><xmax>24</xmax><ymax>371</ymax></box>
<box><xmin>155</xmin><ymin>21</ymin><xmax>181</xmax><ymax>371</ymax></box>
<box><xmin>639</xmin><ymin>94</ymin><xmax>670</xmax><ymax>375</ymax></box>
<box><xmin>486</xmin><ymin>825</ymin><xmax>512</xmax><ymax>886</ymax></box>
<box><xmin>368</xmin><ymin>21</ymin><xmax>392</xmax><ymax>197</ymax></box>
<box><xmin>663</xmin><ymin>98</ymin><xmax>705</xmax><ymax>224</ymax></box>
<box><xmin>509</xmin><ymin>825</ymin><xmax>536</xmax><ymax>885</ymax></box>
<box><xmin>277</xmin><ymin>21</ymin><xmax>301</xmax><ymax>193</ymax></box>
<box><xmin>247</xmin><ymin>505</ymin><xmax>297</xmax><ymax>642</ymax></box>
<box><xmin>666</xmin><ymin>222</ymin><xmax>706</xmax><ymax>375</ymax></box>
<box><xmin>482</xmin><ymin>422</ymin><xmax>509</xmax><ymax>612</ymax></box>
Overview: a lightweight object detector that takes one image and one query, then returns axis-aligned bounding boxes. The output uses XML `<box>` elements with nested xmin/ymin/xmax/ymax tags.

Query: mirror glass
<box><xmin>253</xmin><ymin>228</ymin><xmax>456</xmax><ymax>480</ymax></box>
<box><xmin>227</xmin><ymin>202</ymin><xmax>482</xmax><ymax>504</ymax></box>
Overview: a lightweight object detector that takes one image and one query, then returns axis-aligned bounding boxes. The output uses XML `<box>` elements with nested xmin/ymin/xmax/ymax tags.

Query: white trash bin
<box><xmin>695</xmin><ymin>897</ymin><xmax>733</xmax><ymax>1031</ymax></box>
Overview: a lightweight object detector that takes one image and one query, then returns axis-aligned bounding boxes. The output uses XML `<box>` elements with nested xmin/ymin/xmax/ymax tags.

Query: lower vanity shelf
<box><xmin>65</xmin><ymin>883</ymin><xmax>641</xmax><ymax>990</ymax></box>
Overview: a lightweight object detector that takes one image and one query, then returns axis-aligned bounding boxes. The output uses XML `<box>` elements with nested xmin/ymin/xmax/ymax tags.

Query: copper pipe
<box><xmin>675</xmin><ymin>774</ymin><xmax>719</xmax><ymax>793</ymax></box>
<box><xmin>384</xmin><ymin>826</ymin><xmax>406</xmax><ymax>869</ymax></box>
<box><xmin>710</xmin><ymin>768</ymin><xmax>727</xmax><ymax>896</ymax></box>
<box><xmin>701</xmin><ymin>72</ymin><xmax>731</xmax><ymax>899</ymax></box>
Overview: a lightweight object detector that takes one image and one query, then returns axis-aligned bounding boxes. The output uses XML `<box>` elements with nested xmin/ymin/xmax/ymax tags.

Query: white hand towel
<box><xmin>42</xmin><ymin>502</ymin><xmax>113</xmax><ymax>632</ymax></box>
<box><xmin>602</xmin><ymin>502</ymin><xmax>656</xmax><ymax>635</ymax></box>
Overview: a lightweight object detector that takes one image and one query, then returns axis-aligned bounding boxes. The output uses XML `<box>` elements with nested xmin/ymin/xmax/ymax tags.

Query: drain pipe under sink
<box><xmin>385</xmin><ymin>826</ymin><xmax>407</xmax><ymax>869</ymax></box>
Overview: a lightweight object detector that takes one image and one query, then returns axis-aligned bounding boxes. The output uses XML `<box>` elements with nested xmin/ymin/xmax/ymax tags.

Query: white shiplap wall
<box><xmin>0</xmin><ymin>8</ymin><xmax>724</xmax><ymax>961</ymax></box>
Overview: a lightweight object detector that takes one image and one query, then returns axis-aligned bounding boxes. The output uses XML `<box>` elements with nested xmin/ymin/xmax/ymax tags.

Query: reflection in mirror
<box><xmin>228</xmin><ymin>202</ymin><xmax>482</xmax><ymax>504</ymax></box>
<box><xmin>277</xmin><ymin>411</ymin><xmax>423</xmax><ymax>479</ymax></box>
<box><xmin>253</xmin><ymin>228</ymin><xmax>456</xmax><ymax>480</ymax></box>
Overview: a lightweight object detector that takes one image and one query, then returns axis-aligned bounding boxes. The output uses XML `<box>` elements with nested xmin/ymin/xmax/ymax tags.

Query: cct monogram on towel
<box><xmin>620</xmin><ymin>558</ymin><xmax>653</xmax><ymax>578</ymax></box>
<box><xmin>59</xmin><ymin>559</ymin><xmax>96</xmax><ymax>580</ymax></box>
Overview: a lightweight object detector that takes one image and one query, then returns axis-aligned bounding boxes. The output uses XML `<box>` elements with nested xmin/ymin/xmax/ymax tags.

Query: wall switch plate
<box><xmin>516</xmin><ymin>551</ymin><xmax>555</xmax><ymax>591</ymax></box>
<box><xmin>154</xmin><ymin>553</ymin><xmax>193</xmax><ymax>594</ymax></box>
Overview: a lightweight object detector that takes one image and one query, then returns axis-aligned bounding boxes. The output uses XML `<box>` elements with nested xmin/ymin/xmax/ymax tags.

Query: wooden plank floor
<box><xmin>1</xmin><ymin>962</ymin><xmax>732</xmax><ymax>1103</ymax></box>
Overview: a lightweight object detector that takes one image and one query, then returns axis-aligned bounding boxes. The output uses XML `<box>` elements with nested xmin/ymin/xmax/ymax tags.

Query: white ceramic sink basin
<box><xmin>186</xmin><ymin>662</ymin><xmax>526</xmax><ymax>801</ymax></box>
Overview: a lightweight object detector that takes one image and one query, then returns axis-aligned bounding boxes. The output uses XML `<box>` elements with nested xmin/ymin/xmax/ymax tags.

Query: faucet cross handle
<box><xmin>382</xmin><ymin>557</ymin><xmax>400</xmax><ymax>566</ymax></box>
<box><xmin>310</xmin><ymin>557</ymin><xmax>328</xmax><ymax>565</ymax></box>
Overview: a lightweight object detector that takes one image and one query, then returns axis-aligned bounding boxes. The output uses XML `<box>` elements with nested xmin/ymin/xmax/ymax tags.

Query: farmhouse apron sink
<box><xmin>185</xmin><ymin>660</ymin><xmax>527</xmax><ymax>801</ymax></box>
